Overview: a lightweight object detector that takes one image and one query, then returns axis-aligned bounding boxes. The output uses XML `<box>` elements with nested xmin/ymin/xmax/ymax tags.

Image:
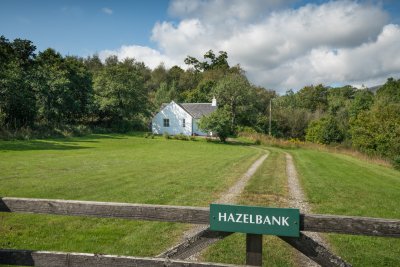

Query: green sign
<box><xmin>210</xmin><ymin>204</ymin><xmax>300</xmax><ymax>237</ymax></box>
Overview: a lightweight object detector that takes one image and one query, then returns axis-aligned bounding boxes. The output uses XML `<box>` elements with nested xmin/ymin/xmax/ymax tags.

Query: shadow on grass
<box><xmin>204</xmin><ymin>139</ymin><xmax>254</xmax><ymax>147</ymax></box>
<box><xmin>56</xmin><ymin>134</ymin><xmax>127</xmax><ymax>143</ymax></box>
<box><xmin>0</xmin><ymin>140</ymin><xmax>90</xmax><ymax>152</ymax></box>
<box><xmin>0</xmin><ymin>133</ymin><xmax>140</xmax><ymax>151</ymax></box>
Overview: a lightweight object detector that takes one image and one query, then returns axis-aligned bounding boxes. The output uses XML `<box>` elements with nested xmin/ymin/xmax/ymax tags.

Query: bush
<box><xmin>189</xmin><ymin>135</ymin><xmax>196</xmax><ymax>141</ymax></box>
<box><xmin>254</xmin><ymin>139</ymin><xmax>261</xmax><ymax>145</ymax></box>
<box><xmin>174</xmin><ymin>133</ymin><xmax>189</xmax><ymax>141</ymax></box>
<box><xmin>306</xmin><ymin>116</ymin><xmax>343</xmax><ymax>144</ymax></box>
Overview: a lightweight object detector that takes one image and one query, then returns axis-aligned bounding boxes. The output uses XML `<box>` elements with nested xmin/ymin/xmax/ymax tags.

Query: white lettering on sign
<box><xmin>272</xmin><ymin>216</ymin><xmax>280</xmax><ymax>225</ymax></box>
<box><xmin>217</xmin><ymin>212</ymin><xmax>290</xmax><ymax>226</ymax></box>
<box><xmin>256</xmin><ymin>215</ymin><xmax>262</xmax><ymax>224</ymax></box>
<box><xmin>236</xmin><ymin>213</ymin><xmax>243</xmax><ymax>223</ymax></box>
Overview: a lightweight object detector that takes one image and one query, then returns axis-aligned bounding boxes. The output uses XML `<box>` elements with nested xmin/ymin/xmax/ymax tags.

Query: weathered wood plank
<box><xmin>1</xmin><ymin>197</ymin><xmax>400</xmax><ymax>237</ymax></box>
<box><xmin>158</xmin><ymin>227</ymin><xmax>232</xmax><ymax>259</ymax></box>
<box><xmin>301</xmin><ymin>214</ymin><xmax>400</xmax><ymax>237</ymax></box>
<box><xmin>280</xmin><ymin>233</ymin><xmax>352</xmax><ymax>267</ymax></box>
<box><xmin>245</xmin><ymin>234</ymin><xmax>262</xmax><ymax>266</ymax></box>
<box><xmin>0</xmin><ymin>249</ymin><xmax>247</xmax><ymax>267</ymax></box>
<box><xmin>0</xmin><ymin>197</ymin><xmax>209</xmax><ymax>224</ymax></box>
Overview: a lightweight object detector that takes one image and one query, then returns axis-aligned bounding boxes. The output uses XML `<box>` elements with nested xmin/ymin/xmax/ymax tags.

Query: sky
<box><xmin>1</xmin><ymin>0</ymin><xmax>400</xmax><ymax>93</ymax></box>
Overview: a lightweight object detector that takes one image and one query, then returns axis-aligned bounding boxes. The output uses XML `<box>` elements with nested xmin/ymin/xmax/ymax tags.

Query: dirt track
<box><xmin>160</xmin><ymin>152</ymin><xmax>269</xmax><ymax>260</ymax></box>
<box><xmin>286</xmin><ymin>153</ymin><xmax>329</xmax><ymax>266</ymax></box>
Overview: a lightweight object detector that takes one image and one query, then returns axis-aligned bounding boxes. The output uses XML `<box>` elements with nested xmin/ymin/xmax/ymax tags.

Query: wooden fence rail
<box><xmin>1</xmin><ymin>197</ymin><xmax>399</xmax><ymax>238</ymax></box>
<box><xmin>0</xmin><ymin>249</ymin><xmax>248</xmax><ymax>267</ymax></box>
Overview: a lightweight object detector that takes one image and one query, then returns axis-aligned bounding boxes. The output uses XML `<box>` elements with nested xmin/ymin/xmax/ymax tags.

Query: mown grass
<box><xmin>202</xmin><ymin>149</ymin><xmax>297</xmax><ymax>266</ymax></box>
<box><xmin>0</xmin><ymin>133</ymin><xmax>262</xmax><ymax>259</ymax></box>
<box><xmin>290</xmin><ymin>148</ymin><xmax>400</xmax><ymax>266</ymax></box>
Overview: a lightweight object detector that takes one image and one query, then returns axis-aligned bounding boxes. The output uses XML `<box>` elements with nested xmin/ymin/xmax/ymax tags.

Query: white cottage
<box><xmin>152</xmin><ymin>97</ymin><xmax>217</xmax><ymax>136</ymax></box>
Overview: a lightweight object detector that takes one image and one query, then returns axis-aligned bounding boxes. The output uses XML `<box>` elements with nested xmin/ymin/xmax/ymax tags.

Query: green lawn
<box><xmin>2</xmin><ymin>135</ymin><xmax>399</xmax><ymax>266</ymax></box>
<box><xmin>202</xmin><ymin>149</ymin><xmax>297</xmax><ymax>267</ymax></box>
<box><xmin>290</xmin><ymin>148</ymin><xmax>400</xmax><ymax>266</ymax></box>
<box><xmin>203</xmin><ymin>146</ymin><xmax>400</xmax><ymax>267</ymax></box>
<box><xmin>0</xmin><ymin>134</ymin><xmax>262</xmax><ymax>258</ymax></box>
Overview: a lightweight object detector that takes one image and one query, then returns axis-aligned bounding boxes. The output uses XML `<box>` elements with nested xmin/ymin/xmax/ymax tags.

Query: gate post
<box><xmin>246</xmin><ymin>234</ymin><xmax>262</xmax><ymax>266</ymax></box>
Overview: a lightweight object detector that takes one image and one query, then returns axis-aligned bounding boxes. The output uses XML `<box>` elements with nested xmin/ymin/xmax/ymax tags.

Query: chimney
<box><xmin>212</xmin><ymin>96</ymin><xmax>217</xmax><ymax>107</ymax></box>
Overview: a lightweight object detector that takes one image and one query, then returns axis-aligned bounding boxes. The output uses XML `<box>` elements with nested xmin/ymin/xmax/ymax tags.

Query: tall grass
<box><xmin>239</xmin><ymin>132</ymin><xmax>392</xmax><ymax>168</ymax></box>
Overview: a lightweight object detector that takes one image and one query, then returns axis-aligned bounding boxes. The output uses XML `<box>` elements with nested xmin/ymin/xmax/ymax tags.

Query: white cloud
<box><xmin>168</xmin><ymin>0</ymin><xmax>296</xmax><ymax>22</ymax></box>
<box><xmin>99</xmin><ymin>45</ymin><xmax>179</xmax><ymax>69</ymax></box>
<box><xmin>100</xmin><ymin>0</ymin><xmax>400</xmax><ymax>93</ymax></box>
<box><xmin>102</xmin><ymin>7</ymin><xmax>113</xmax><ymax>15</ymax></box>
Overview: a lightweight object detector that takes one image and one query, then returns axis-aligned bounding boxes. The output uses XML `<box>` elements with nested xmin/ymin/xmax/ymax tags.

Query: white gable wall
<box><xmin>152</xmin><ymin>102</ymin><xmax>193</xmax><ymax>135</ymax></box>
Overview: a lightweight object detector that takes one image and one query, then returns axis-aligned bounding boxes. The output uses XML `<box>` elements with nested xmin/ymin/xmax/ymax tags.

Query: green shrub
<box><xmin>306</xmin><ymin>116</ymin><xmax>343</xmax><ymax>144</ymax></box>
<box><xmin>174</xmin><ymin>133</ymin><xmax>189</xmax><ymax>141</ymax></box>
<box><xmin>189</xmin><ymin>135</ymin><xmax>196</xmax><ymax>141</ymax></box>
<box><xmin>254</xmin><ymin>139</ymin><xmax>261</xmax><ymax>145</ymax></box>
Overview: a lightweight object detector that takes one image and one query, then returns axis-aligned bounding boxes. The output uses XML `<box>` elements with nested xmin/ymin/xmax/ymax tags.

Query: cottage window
<box><xmin>182</xmin><ymin>119</ymin><xmax>185</xmax><ymax>128</ymax></box>
<box><xmin>163</xmin><ymin>118</ymin><xmax>169</xmax><ymax>127</ymax></box>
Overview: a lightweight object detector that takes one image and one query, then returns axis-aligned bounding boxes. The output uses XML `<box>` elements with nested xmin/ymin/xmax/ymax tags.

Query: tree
<box><xmin>376</xmin><ymin>77</ymin><xmax>400</xmax><ymax>104</ymax></box>
<box><xmin>349</xmin><ymin>77</ymin><xmax>400</xmax><ymax>161</ymax></box>
<box><xmin>349</xmin><ymin>89</ymin><xmax>374</xmax><ymax>118</ymax></box>
<box><xmin>146</xmin><ymin>63</ymin><xmax>168</xmax><ymax>92</ymax></box>
<box><xmin>93</xmin><ymin>57</ymin><xmax>149</xmax><ymax>127</ymax></box>
<box><xmin>297</xmin><ymin>84</ymin><xmax>329</xmax><ymax>112</ymax></box>
<box><xmin>212</xmin><ymin>73</ymin><xmax>252</xmax><ymax>132</ymax></box>
<box><xmin>0</xmin><ymin>36</ymin><xmax>37</xmax><ymax>128</ymax></box>
<box><xmin>84</xmin><ymin>54</ymin><xmax>103</xmax><ymax>74</ymax></box>
<box><xmin>244</xmin><ymin>86</ymin><xmax>276</xmax><ymax>133</ymax></box>
<box><xmin>154</xmin><ymin>81</ymin><xmax>178</xmax><ymax>107</ymax></box>
<box><xmin>184</xmin><ymin>50</ymin><xmax>229</xmax><ymax>72</ymax></box>
<box><xmin>306</xmin><ymin>116</ymin><xmax>344</xmax><ymax>144</ymax></box>
<box><xmin>326</xmin><ymin>86</ymin><xmax>356</xmax><ymax>140</ymax></box>
<box><xmin>63</xmin><ymin>56</ymin><xmax>93</xmax><ymax>123</ymax></box>
<box><xmin>166</xmin><ymin>65</ymin><xmax>184</xmax><ymax>91</ymax></box>
<box><xmin>198</xmin><ymin>108</ymin><xmax>231</xmax><ymax>142</ymax></box>
<box><xmin>183</xmin><ymin>80</ymin><xmax>215</xmax><ymax>103</ymax></box>
<box><xmin>350</xmin><ymin>102</ymin><xmax>400</xmax><ymax>159</ymax></box>
<box><xmin>34</xmin><ymin>49</ymin><xmax>72</xmax><ymax>124</ymax></box>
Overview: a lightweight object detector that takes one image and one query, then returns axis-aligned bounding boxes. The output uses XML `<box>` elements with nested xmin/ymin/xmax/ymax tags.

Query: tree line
<box><xmin>269</xmin><ymin>80</ymin><xmax>400</xmax><ymax>166</ymax></box>
<box><xmin>0</xmin><ymin>36</ymin><xmax>399</xmax><ymax>166</ymax></box>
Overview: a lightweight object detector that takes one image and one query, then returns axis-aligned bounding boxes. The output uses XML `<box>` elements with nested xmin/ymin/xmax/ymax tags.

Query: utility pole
<box><xmin>269</xmin><ymin>98</ymin><xmax>272</xmax><ymax>136</ymax></box>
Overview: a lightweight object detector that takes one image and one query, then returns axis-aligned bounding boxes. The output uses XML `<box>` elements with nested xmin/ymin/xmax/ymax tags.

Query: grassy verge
<box><xmin>202</xmin><ymin>148</ymin><xmax>297</xmax><ymax>266</ymax></box>
<box><xmin>290</xmin><ymin>148</ymin><xmax>400</xmax><ymax>266</ymax></box>
<box><xmin>0</xmin><ymin>133</ymin><xmax>261</xmax><ymax>258</ymax></box>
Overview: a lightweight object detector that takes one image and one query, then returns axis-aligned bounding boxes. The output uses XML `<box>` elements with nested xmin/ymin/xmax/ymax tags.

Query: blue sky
<box><xmin>1</xmin><ymin>0</ymin><xmax>400</xmax><ymax>92</ymax></box>
<box><xmin>0</xmin><ymin>0</ymin><xmax>170</xmax><ymax>56</ymax></box>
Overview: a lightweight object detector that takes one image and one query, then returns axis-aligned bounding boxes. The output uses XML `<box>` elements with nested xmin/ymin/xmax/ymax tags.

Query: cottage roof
<box><xmin>179</xmin><ymin>103</ymin><xmax>217</xmax><ymax>119</ymax></box>
<box><xmin>158</xmin><ymin>102</ymin><xmax>217</xmax><ymax>119</ymax></box>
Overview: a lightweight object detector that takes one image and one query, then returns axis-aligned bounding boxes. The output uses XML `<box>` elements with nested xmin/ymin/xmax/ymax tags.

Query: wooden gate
<box><xmin>1</xmin><ymin>197</ymin><xmax>399</xmax><ymax>266</ymax></box>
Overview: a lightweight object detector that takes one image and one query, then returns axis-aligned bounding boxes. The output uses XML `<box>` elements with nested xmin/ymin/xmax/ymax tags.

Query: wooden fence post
<box><xmin>246</xmin><ymin>234</ymin><xmax>262</xmax><ymax>266</ymax></box>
